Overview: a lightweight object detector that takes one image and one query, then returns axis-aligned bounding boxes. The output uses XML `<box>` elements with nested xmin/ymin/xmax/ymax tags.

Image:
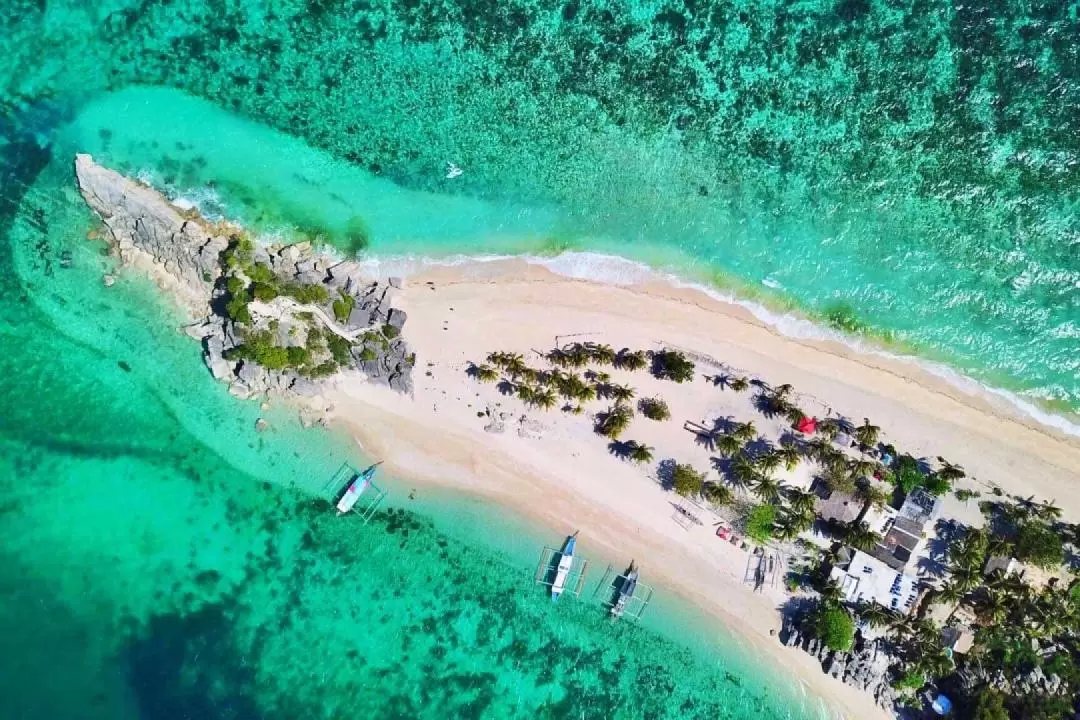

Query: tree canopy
<box><xmin>1013</xmin><ymin>520</ymin><xmax>1064</xmax><ymax>569</ymax></box>
<box><xmin>809</xmin><ymin>601</ymin><xmax>855</xmax><ymax>652</ymax></box>
<box><xmin>969</xmin><ymin>689</ymin><xmax>1008</xmax><ymax>720</ymax></box>
<box><xmin>745</xmin><ymin>503</ymin><xmax>776</xmax><ymax>543</ymax></box>
<box><xmin>672</xmin><ymin>463</ymin><xmax>705</xmax><ymax>497</ymax></box>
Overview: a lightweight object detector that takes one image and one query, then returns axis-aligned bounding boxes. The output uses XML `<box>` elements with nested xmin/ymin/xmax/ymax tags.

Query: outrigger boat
<box><xmin>550</xmin><ymin>531</ymin><xmax>578</xmax><ymax>600</ymax></box>
<box><xmin>610</xmin><ymin>561</ymin><xmax>639</xmax><ymax>618</ymax></box>
<box><xmin>336</xmin><ymin>464</ymin><xmax>379</xmax><ymax>515</ymax></box>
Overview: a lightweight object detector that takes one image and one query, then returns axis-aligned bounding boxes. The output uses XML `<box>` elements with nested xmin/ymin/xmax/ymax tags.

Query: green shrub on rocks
<box><xmin>326</xmin><ymin>334</ymin><xmax>353</xmax><ymax>365</ymax></box>
<box><xmin>252</xmin><ymin>282</ymin><xmax>279</xmax><ymax>302</ymax></box>
<box><xmin>283</xmin><ymin>282</ymin><xmax>329</xmax><ymax>305</ymax></box>
<box><xmin>332</xmin><ymin>291</ymin><xmax>355</xmax><ymax>324</ymax></box>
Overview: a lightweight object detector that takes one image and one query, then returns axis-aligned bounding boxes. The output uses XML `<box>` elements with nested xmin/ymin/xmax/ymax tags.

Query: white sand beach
<box><xmin>310</xmin><ymin>258</ymin><xmax>1080</xmax><ymax>720</ymax></box>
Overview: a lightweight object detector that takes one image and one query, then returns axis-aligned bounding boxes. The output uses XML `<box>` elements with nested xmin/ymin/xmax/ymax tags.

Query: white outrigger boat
<box><xmin>320</xmin><ymin>461</ymin><xmax>388</xmax><ymax>524</ymax></box>
<box><xmin>550</xmin><ymin>531</ymin><xmax>578</xmax><ymax>600</ymax></box>
<box><xmin>337</xmin><ymin>464</ymin><xmax>379</xmax><ymax>514</ymax></box>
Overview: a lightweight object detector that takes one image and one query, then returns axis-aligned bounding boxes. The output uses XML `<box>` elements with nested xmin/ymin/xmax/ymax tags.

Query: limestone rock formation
<box><xmin>75</xmin><ymin>154</ymin><xmax>228</xmax><ymax>304</ymax></box>
<box><xmin>75</xmin><ymin>154</ymin><xmax>414</xmax><ymax>402</ymax></box>
<box><xmin>780</xmin><ymin>614</ymin><xmax>898</xmax><ymax>711</ymax></box>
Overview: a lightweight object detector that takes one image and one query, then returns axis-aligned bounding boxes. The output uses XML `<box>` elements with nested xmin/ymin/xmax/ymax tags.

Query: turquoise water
<box><xmin>2</xmin><ymin>1</ymin><xmax>1079</xmax><ymax>718</ymax></box>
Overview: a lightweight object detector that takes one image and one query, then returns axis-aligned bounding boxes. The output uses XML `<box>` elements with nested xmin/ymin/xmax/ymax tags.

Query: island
<box><xmin>75</xmin><ymin>154</ymin><xmax>1080</xmax><ymax>720</ymax></box>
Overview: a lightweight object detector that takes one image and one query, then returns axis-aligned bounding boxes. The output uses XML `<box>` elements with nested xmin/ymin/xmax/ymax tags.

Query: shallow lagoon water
<box><xmin>2</xmin><ymin>1</ymin><xmax>1079</xmax><ymax>718</ymax></box>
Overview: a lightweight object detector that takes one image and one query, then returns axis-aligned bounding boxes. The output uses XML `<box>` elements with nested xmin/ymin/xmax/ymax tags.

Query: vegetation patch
<box><xmin>638</xmin><ymin>396</ymin><xmax>671</xmax><ymax>421</ymax></box>
<box><xmin>649</xmin><ymin>349</ymin><xmax>695</xmax><ymax>383</ymax></box>
<box><xmin>332</xmin><ymin>290</ymin><xmax>356</xmax><ymax>324</ymax></box>
<box><xmin>744</xmin><ymin>503</ymin><xmax>776</xmax><ymax>543</ymax></box>
<box><xmin>671</xmin><ymin>463</ymin><xmax>704</xmax><ymax>497</ymax></box>
<box><xmin>808</xmin><ymin>601</ymin><xmax>855</xmax><ymax>652</ymax></box>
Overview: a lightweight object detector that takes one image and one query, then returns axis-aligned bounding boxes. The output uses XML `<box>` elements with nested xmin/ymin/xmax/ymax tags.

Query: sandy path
<box><xmin>321</xmin><ymin>258</ymin><xmax>1080</xmax><ymax>720</ymax></box>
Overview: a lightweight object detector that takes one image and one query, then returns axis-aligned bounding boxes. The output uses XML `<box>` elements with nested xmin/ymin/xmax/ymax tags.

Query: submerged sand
<box><xmin>318</xmin><ymin>258</ymin><xmax>1080</xmax><ymax>720</ymax></box>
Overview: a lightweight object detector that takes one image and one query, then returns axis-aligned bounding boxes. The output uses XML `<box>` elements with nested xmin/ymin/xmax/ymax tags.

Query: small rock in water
<box><xmin>255</xmin><ymin>418</ymin><xmax>268</xmax><ymax>432</ymax></box>
<box><xmin>117</xmin><ymin>360</ymin><xmax>131</xmax><ymax>372</ymax></box>
<box><xmin>260</xmin><ymin>401</ymin><xmax>270</xmax><ymax>411</ymax></box>
<box><xmin>59</xmin><ymin>250</ymin><xmax>73</xmax><ymax>268</ymax></box>
<box><xmin>103</xmin><ymin>274</ymin><xmax>117</xmax><ymax>287</ymax></box>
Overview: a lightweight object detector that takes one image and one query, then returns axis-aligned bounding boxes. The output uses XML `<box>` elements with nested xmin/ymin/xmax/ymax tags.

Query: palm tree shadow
<box><xmin>751</xmin><ymin>392</ymin><xmax>780</xmax><ymax>419</ymax></box>
<box><xmin>608</xmin><ymin>440</ymin><xmax>634</xmax><ymax>460</ymax></box>
<box><xmin>744</xmin><ymin>437</ymin><xmax>775</xmax><ymax>459</ymax></box>
<box><xmin>706</xmin><ymin>373</ymin><xmax>732</xmax><ymax>389</ymax></box>
<box><xmin>656</xmin><ymin>458</ymin><xmax>677</xmax><ymax>491</ymax></box>
<box><xmin>465</xmin><ymin>362</ymin><xmax>482</xmax><ymax>380</ymax></box>
<box><xmin>917</xmin><ymin>555</ymin><xmax>948</xmax><ymax>579</ymax></box>
<box><xmin>496</xmin><ymin>379</ymin><xmax>516</xmax><ymax>396</ymax></box>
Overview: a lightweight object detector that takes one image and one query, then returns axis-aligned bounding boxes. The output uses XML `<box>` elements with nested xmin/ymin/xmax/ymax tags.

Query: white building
<box><xmin>830</xmin><ymin>550</ymin><xmax>921</xmax><ymax>614</ymax></box>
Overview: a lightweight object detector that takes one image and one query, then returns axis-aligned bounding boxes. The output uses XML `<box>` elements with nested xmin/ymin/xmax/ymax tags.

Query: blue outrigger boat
<box><xmin>335</xmin><ymin>464</ymin><xmax>380</xmax><ymax>515</ymax></box>
<box><xmin>550</xmin><ymin>531</ymin><xmax>578</xmax><ymax>600</ymax></box>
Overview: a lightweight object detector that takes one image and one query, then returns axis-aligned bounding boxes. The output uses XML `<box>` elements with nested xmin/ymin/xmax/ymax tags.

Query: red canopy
<box><xmin>796</xmin><ymin>416</ymin><xmax>817</xmax><ymax>434</ymax></box>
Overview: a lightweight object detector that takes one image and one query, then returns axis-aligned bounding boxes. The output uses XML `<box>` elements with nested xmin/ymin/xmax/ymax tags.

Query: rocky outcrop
<box><xmin>76</xmin><ymin>154</ymin><xmax>414</xmax><ymax>401</ymax></box>
<box><xmin>75</xmin><ymin>154</ymin><xmax>228</xmax><ymax>303</ymax></box>
<box><xmin>958</xmin><ymin>662</ymin><xmax>1068</xmax><ymax>698</ymax></box>
<box><xmin>781</xmin><ymin>615</ymin><xmax>898</xmax><ymax>711</ymax></box>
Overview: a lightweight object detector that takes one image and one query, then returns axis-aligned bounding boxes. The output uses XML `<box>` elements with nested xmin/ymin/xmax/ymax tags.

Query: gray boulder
<box><xmin>347</xmin><ymin>306</ymin><xmax>372</xmax><ymax>329</ymax></box>
<box><xmin>387</xmin><ymin>307</ymin><xmax>408</xmax><ymax>330</ymax></box>
<box><xmin>290</xmin><ymin>376</ymin><xmax>320</xmax><ymax>397</ymax></box>
<box><xmin>75</xmin><ymin>154</ymin><xmax>228</xmax><ymax>298</ymax></box>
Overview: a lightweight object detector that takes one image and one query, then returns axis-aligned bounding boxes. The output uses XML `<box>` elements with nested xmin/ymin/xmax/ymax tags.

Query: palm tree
<box><xmin>774</xmin><ymin>511</ymin><xmax>810</xmax><ymax>541</ymax></box>
<box><xmin>822</xmin><ymin>463</ymin><xmax>857</xmax><ymax>495</ymax></box>
<box><xmin>476</xmin><ymin>364</ymin><xmax>499</xmax><ymax>383</ymax></box>
<box><xmin>819</xmin><ymin>580</ymin><xmax>843</xmax><ymax>605</ymax></box>
<box><xmin>576</xmin><ymin>383</ymin><xmax>597</xmax><ymax>403</ymax></box>
<box><xmin>565</xmin><ymin>344</ymin><xmax>590</xmax><ymax>368</ymax></box>
<box><xmin>715</xmin><ymin>434</ymin><xmax>744</xmax><ymax>459</ymax></box>
<box><xmin>847</xmin><ymin>458</ymin><xmax>877</xmax><ymax>481</ymax></box>
<box><xmin>608</xmin><ymin>383</ymin><xmax>636</xmax><ymax>404</ymax></box>
<box><xmin>729</xmin><ymin>376</ymin><xmax>750</xmax><ymax>393</ymax></box>
<box><xmin>787</xmin><ymin>489</ymin><xmax>817</xmax><ymax>515</ymax></box>
<box><xmin>935</xmin><ymin>457</ymin><xmax>966</xmax><ymax>482</ymax></box>
<box><xmin>784</xmin><ymin>404</ymin><xmax>806</xmax><ymax>428</ymax></box>
<box><xmin>588</xmin><ymin>343</ymin><xmax>617</xmax><ymax>365</ymax></box>
<box><xmin>628</xmin><ymin>442</ymin><xmax>654</xmax><ymax>465</ymax></box>
<box><xmin>1035</xmin><ymin>500</ymin><xmax>1062</xmax><ymax>522</ymax></box>
<box><xmin>504</xmin><ymin>356</ymin><xmax>528</xmax><ymax>378</ymax></box>
<box><xmin>855</xmin><ymin>602</ymin><xmax>896</xmax><ymax>629</ymax></box>
<box><xmin>728</xmin><ymin>456</ymin><xmax>760</xmax><ymax>493</ymax></box>
<box><xmin>614</xmin><ymin>348</ymin><xmax>647</xmax><ymax>371</ymax></box>
<box><xmin>816</xmin><ymin>418</ymin><xmax>840</xmax><ymax>441</ymax></box>
<box><xmin>772</xmin><ymin>383</ymin><xmax>794</xmax><ymax>400</ymax></box>
<box><xmin>754</xmin><ymin>450</ymin><xmax>782</xmax><ymax>476</ymax></box>
<box><xmin>702</xmin><ymin>482</ymin><xmax>734</xmax><ymax>507</ymax></box>
<box><xmin>935</xmin><ymin>581</ymin><xmax>966</xmax><ymax>607</ymax></box>
<box><xmin>776</xmin><ymin>443</ymin><xmax>801</xmax><ymax>471</ymax></box>
<box><xmin>753</xmin><ymin>476</ymin><xmax>783</xmax><ymax>505</ymax></box>
<box><xmin>732</xmin><ymin>421</ymin><xmax>757</xmax><ymax>443</ymax></box>
<box><xmin>545</xmin><ymin>347</ymin><xmax>569</xmax><ymax>367</ymax></box>
<box><xmin>854</xmin><ymin>418</ymin><xmax>880</xmax><ymax>450</ymax></box>
<box><xmin>516</xmin><ymin>384</ymin><xmax>535</xmax><ymax>404</ymax></box>
<box><xmin>843</xmin><ymin>522</ymin><xmax>882</xmax><ymax>552</ymax></box>
<box><xmin>853</xmin><ymin>482</ymin><xmax>889</xmax><ymax>510</ymax></box>
<box><xmin>532</xmin><ymin>388</ymin><xmax>557</xmax><ymax>410</ymax></box>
